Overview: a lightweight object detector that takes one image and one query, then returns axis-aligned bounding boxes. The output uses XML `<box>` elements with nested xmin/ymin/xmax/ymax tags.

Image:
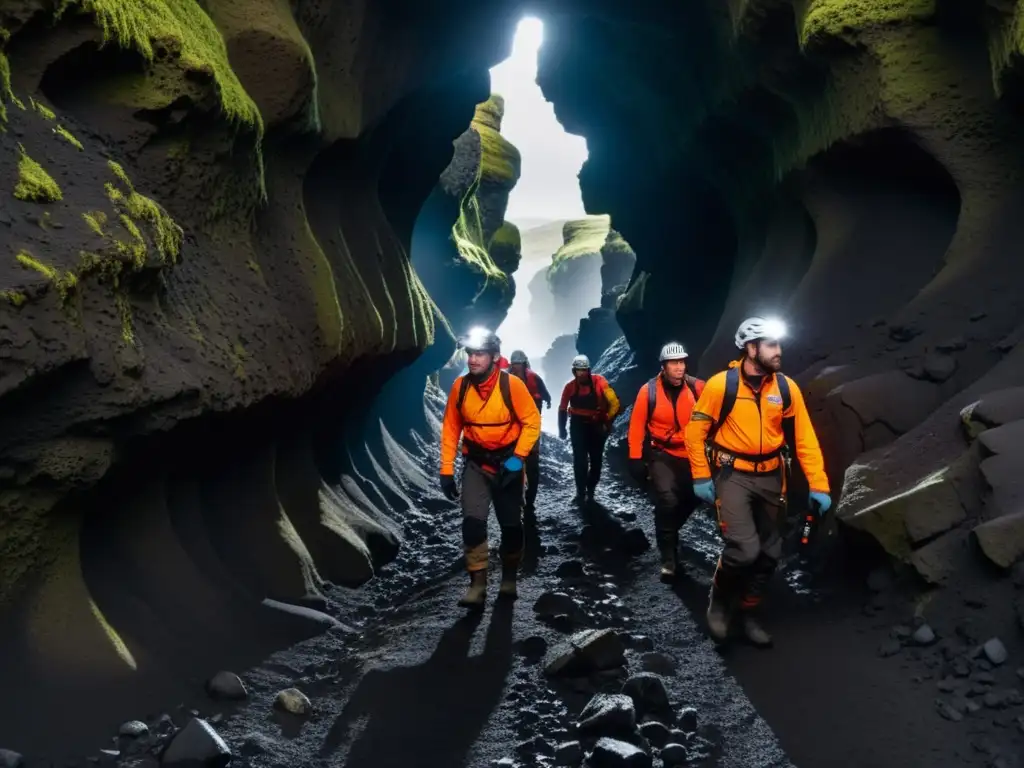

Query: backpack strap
<box><xmin>456</xmin><ymin>370</ymin><xmax>519</xmax><ymax>425</ymax></box>
<box><xmin>456</xmin><ymin>375</ymin><xmax>471</xmax><ymax>412</ymax></box>
<box><xmin>707</xmin><ymin>367</ymin><xmax>740</xmax><ymax>442</ymax></box>
<box><xmin>645</xmin><ymin>377</ymin><xmax>658</xmax><ymax>427</ymax></box>
<box><xmin>684</xmin><ymin>374</ymin><xmax>699</xmax><ymax>403</ymax></box>
<box><xmin>776</xmin><ymin>372</ymin><xmax>795</xmax><ymax>448</ymax></box>
<box><xmin>498</xmin><ymin>370</ymin><xmax>519</xmax><ymax>424</ymax></box>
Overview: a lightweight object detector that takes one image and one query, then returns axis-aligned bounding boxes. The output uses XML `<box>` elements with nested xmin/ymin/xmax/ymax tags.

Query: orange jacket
<box><xmin>558</xmin><ymin>374</ymin><xmax>621</xmax><ymax>421</ymax></box>
<box><xmin>684</xmin><ymin>361</ymin><xmax>829</xmax><ymax>493</ymax></box>
<box><xmin>440</xmin><ymin>366</ymin><xmax>541</xmax><ymax>475</ymax></box>
<box><xmin>628</xmin><ymin>375</ymin><xmax>705</xmax><ymax>460</ymax></box>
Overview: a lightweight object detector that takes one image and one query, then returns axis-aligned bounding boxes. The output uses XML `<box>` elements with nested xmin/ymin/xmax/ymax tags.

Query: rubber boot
<box><xmin>706</xmin><ymin>559</ymin><xmax>738</xmax><ymax>641</ymax></box>
<box><xmin>586</xmin><ymin>483</ymin><xmax>596</xmax><ymax>502</ymax></box>
<box><xmin>458</xmin><ymin>570</ymin><xmax>488</xmax><ymax>609</ymax></box>
<box><xmin>497</xmin><ymin>563</ymin><xmax>518</xmax><ymax>600</ymax></box>
<box><xmin>572</xmin><ymin>487</ymin><xmax>586</xmax><ymax>505</ymax></box>
<box><xmin>741</xmin><ymin>613</ymin><xmax>773</xmax><ymax>647</ymax></box>
<box><xmin>656</xmin><ymin>530</ymin><xmax>679</xmax><ymax>581</ymax></box>
<box><xmin>706</xmin><ymin>584</ymin><xmax>731</xmax><ymax>641</ymax></box>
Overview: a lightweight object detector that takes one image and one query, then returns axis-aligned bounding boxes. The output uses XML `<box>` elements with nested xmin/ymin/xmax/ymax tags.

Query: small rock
<box><xmin>119</xmin><ymin>720</ymin><xmax>149</xmax><ymax>738</ymax></box>
<box><xmin>1017</xmin><ymin>667</ymin><xmax>1024</xmax><ymax>681</ymax></box>
<box><xmin>275</xmin><ymin>687</ymin><xmax>312</xmax><ymax>716</ymax></box>
<box><xmin>557</xmin><ymin>561</ymin><xmax>586</xmax><ymax>579</ymax></box>
<box><xmin>965</xmin><ymin>699</ymin><xmax>982</xmax><ymax>714</ymax></box>
<box><xmin>913</xmin><ymin>624</ymin><xmax>937</xmax><ymax>646</ymax></box>
<box><xmin>620</xmin><ymin>674</ymin><xmax>672</xmax><ymax>721</ymax></box>
<box><xmin>936</xmin><ymin>700</ymin><xmax>964</xmax><ymax>722</ymax></box>
<box><xmin>970</xmin><ymin>311</ymin><xmax>987</xmax><ymax>322</ymax></box>
<box><xmin>554</xmin><ymin>740</ymin><xmax>583</xmax><ymax>766</ymax></box>
<box><xmin>639</xmin><ymin>652</ymin><xmax>676</xmax><ymax>676</ymax></box>
<box><xmin>938</xmin><ymin>678</ymin><xmax>959</xmax><ymax>693</ymax></box>
<box><xmin>878</xmin><ymin>639</ymin><xmax>902</xmax><ymax>658</ymax></box>
<box><xmin>535</xmin><ymin>592</ymin><xmax>581</xmax><ymax>619</ymax></box>
<box><xmin>970</xmin><ymin>671</ymin><xmax>995</xmax><ymax>686</ymax></box>
<box><xmin>953</xmin><ymin>659</ymin><xmax>971</xmax><ymax>677</ymax></box>
<box><xmin>921</xmin><ymin>353</ymin><xmax>957</xmax><ymax>383</ymax></box>
<box><xmin>638</xmin><ymin>721</ymin><xmax>669</xmax><ymax>748</ymax></box>
<box><xmin>120</xmin><ymin>757</ymin><xmax>159</xmax><ymax>768</ymax></box>
<box><xmin>621</xmin><ymin>528</ymin><xmax>650</xmax><ymax>555</ymax></box>
<box><xmin>545</xmin><ymin>629</ymin><xmax>626</xmax><ymax>677</ymax></box>
<box><xmin>676</xmin><ymin>707</ymin><xmax>698</xmax><ymax>733</ymax></box>
<box><xmin>587</xmin><ymin>737</ymin><xmax>651</xmax><ymax>768</ymax></box>
<box><xmin>577</xmin><ymin>693</ymin><xmax>636</xmax><ymax>736</ymax></box>
<box><xmin>160</xmin><ymin>718</ymin><xmax>231</xmax><ymax>767</ymax></box>
<box><xmin>937</xmin><ymin>335</ymin><xmax>967</xmax><ymax>352</ymax></box>
<box><xmin>0</xmin><ymin>750</ymin><xmax>23</xmax><ymax>768</ymax></box>
<box><xmin>206</xmin><ymin>671</ymin><xmax>248</xmax><ymax>701</ymax></box>
<box><xmin>661</xmin><ymin>743</ymin><xmax>687</xmax><ymax>766</ymax></box>
<box><xmin>891</xmin><ymin>625</ymin><xmax>912</xmax><ymax>640</ymax></box>
<box><xmin>983</xmin><ymin>638</ymin><xmax>1009</xmax><ymax>666</ymax></box>
<box><xmin>984</xmin><ymin>689</ymin><xmax>1023</xmax><ymax>709</ymax></box>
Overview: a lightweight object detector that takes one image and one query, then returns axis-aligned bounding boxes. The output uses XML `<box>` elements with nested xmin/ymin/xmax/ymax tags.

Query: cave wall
<box><xmin>0</xmin><ymin>0</ymin><xmax>523</xmax><ymax>753</ymax></box>
<box><xmin>536</xmin><ymin>1</ymin><xmax>1024</xmax><ymax>569</ymax></box>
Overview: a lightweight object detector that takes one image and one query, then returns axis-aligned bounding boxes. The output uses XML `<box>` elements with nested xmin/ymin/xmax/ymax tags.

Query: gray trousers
<box><xmin>461</xmin><ymin>460</ymin><xmax>524</xmax><ymax>569</ymax></box>
<box><xmin>714</xmin><ymin>470</ymin><xmax>784</xmax><ymax>610</ymax></box>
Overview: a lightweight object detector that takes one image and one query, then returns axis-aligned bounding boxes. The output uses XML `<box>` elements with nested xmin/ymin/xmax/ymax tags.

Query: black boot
<box><xmin>655</xmin><ymin>529</ymin><xmax>679</xmax><ymax>580</ymax></box>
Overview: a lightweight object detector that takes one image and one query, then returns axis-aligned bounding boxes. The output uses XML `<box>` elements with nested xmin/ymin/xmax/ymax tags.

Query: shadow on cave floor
<box><xmin>320</xmin><ymin>604</ymin><xmax>514</xmax><ymax>767</ymax></box>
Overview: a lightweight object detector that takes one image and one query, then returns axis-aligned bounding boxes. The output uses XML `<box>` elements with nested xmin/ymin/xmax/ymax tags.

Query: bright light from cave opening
<box><xmin>490</xmin><ymin>17</ymin><xmax>590</xmax><ymax>433</ymax></box>
<box><xmin>489</xmin><ymin>17</ymin><xmax>588</xmax><ymax>226</ymax></box>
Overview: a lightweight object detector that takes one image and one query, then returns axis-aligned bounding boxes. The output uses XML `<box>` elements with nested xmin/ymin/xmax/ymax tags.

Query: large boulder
<box><xmin>973</xmin><ymin>513</ymin><xmax>1024</xmax><ymax>569</ymax></box>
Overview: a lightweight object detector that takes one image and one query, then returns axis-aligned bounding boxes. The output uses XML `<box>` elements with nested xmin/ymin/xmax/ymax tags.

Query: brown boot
<box><xmin>458</xmin><ymin>570</ymin><xmax>488</xmax><ymax>609</ymax></box>
<box><xmin>498</xmin><ymin>552</ymin><xmax>521</xmax><ymax>600</ymax></box>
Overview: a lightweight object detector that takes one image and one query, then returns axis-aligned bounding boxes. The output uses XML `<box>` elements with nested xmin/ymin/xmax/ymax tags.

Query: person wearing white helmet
<box><xmin>440</xmin><ymin>327</ymin><xmax>542</xmax><ymax>608</ymax></box>
<box><xmin>557</xmin><ymin>354</ymin><xmax>621</xmax><ymax>503</ymax></box>
<box><xmin>508</xmin><ymin>350</ymin><xmax>552</xmax><ymax>516</ymax></box>
<box><xmin>627</xmin><ymin>342</ymin><xmax>706</xmax><ymax>579</ymax></box>
<box><xmin>685</xmin><ymin>316</ymin><xmax>831</xmax><ymax>646</ymax></box>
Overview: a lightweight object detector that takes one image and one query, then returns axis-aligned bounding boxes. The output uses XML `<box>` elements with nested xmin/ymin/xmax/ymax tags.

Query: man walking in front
<box><xmin>440</xmin><ymin>328</ymin><xmax>541</xmax><ymax>609</ymax></box>
<box><xmin>558</xmin><ymin>355</ymin><xmax>620</xmax><ymax>504</ymax></box>
<box><xmin>685</xmin><ymin>317</ymin><xmax>831</xmax><ymax>646</ymax></box>
<box><xmin>627</xmin><ymin>342</ymin><xmax>705</xmax><ymax>580</ymax></box>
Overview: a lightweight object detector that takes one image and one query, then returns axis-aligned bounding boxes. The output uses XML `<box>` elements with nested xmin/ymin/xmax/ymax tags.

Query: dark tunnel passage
<box><xmin>2</xmin><ymin>2</ymin><xmax>1024</xmax><ymax>767</ymax></box>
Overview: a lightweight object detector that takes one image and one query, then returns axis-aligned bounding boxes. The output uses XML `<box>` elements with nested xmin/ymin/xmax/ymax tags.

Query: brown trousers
<box><xmin>460</xmin><ymin>460</ymin><xmax>524</xmax><ymax>572</ymax></box>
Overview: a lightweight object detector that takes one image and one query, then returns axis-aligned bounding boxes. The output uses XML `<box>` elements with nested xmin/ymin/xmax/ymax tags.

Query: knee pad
<box><xmin>462</xmin><ymin>516</ymin><xmax>488</xmax><ymax>547</ymax></box>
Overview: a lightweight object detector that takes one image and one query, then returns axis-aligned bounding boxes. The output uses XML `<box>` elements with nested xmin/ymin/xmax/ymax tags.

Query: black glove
<box><xmin>440</xmin><ymin>474</ymin><xmax>459</xmax><ymax>501</ymax></box>
<box><xmin>628</xmin><ymin>459</ymin><xmax>648</xmax><ymax>488</ymax></box>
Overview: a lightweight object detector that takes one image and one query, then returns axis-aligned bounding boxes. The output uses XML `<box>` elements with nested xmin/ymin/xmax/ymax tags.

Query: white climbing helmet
<box><xmin>659</xmin><ymin>342</ymin><xmax>688</xmax><ymax>362</ymax></box>
<box><xmin>571</xmin><ymin>354</ymin><xmax>591</xmax><ymax>370</ymax></box>
<box><xmin>735</xmin><ymin>316</ymin><xmax>787</xmax><ymax>349</ymax></box>
<box><xmin>510</xmin><ymin>349</ymin><xmax>528</xmax><ymax>365</ymax></box>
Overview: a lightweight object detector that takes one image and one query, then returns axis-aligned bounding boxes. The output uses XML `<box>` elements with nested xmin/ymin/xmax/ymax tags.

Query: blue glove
<box><xmin>809</xmin><ymin>492</ymin><xmax>832</xmax><ymax>516</ymax></box>
<box><xmin>693</xmin><ymin>479</ymin><xmax>716</xmax><ymax>504</ymax></box>
<box><xmin>503</xmin><ymin>456</ymin><xmax>524</xmax><ymax>473</ymax></box>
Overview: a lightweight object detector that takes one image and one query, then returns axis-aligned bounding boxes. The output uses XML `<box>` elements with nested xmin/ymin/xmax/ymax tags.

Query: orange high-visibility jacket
<box><xmin>558</xmin><ymin>374</ymin><xmax>621</xmax><ymax>421</ymax></box>
<box><xmin>628</xmin><ymin>375</ymin><xmax>705</xmax><ymax>460</ymax></box>
<box><xmin>440</xmin><ymin>367</ymin><xmax>541</xmax><ymax>476</ymax></box>
<box><xmin>684</xmin><ymin>361</ymin><xmax>830</xmax><ymax>493</ymax></box>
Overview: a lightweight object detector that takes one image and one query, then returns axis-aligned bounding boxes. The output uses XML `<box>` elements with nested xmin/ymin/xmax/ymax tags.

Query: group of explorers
<box><xmin>439</xmin><ymin>318</ymin><xmax>832</xmax><ymax>646</ymax></box>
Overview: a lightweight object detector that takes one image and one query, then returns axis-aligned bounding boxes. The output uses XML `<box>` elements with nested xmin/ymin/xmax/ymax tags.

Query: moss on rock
<box><xmin>56</xmin><ymin>0</ymin><xmax>263</xmax><ymax>134</ymax></box>
<box><xmin>104</xmin><ymin>160</ymin><xmax>183</xmax><ymax>265</ymax></box>
<box><xmin>471</xmin><ymin>94</ymin><xmax>521</xmax><ymax>186</ymax></box>
<box><xmin>14</xmin><ymin>145</ymin><xmax>63</xmax><ymax>202</ymax></box>
<box><xmin>54</xmin><ymin>125</ymin><xmax>84</xmax><ymax>151</ymax></box>
<box><xmin>551</xmin><ymin>215</ymin><xmax>613</xmax><ymax>268</ymax></box>
<box><xmin>799</xmin><ymin>0</ymin><xmax>936</xmax><ymax>46</ymax></box>
<box><xmin>16</xmin><ymin>250</ymin><xmax>78</xmax><ymax>304</ymax></box>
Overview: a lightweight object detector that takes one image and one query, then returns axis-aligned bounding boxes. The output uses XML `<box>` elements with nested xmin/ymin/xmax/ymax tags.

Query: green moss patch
<box><xmin>104</xmin><ymin>160</ymin><xmax>182</xmax><ymax>265</ymax></box>
<box><xmin>1</xmin><ymin>47</ymin><xmax>26</xmax><ymax>125</ymax></box>
<box><xmin>800</xmin><ymin>0</ymin><xmax>936</xmax><ymax>46</ymax></box>
<box><xmin>471</xmin><ymin>94</ymin><xmax>520</xmax><ymax>186</ymax></box>
<box><xmin>13</xmin><ymin>145</ymin><xmax>63</xmax><ymax>202</ymax></box>
<box><xmin>552</xmin><ymin>215</ymin><xmax>612</xmax><ymax>266</ymax></box>
<box><xmin>54</xmin><ymin>125</ymin><xmax>84</xmax><ymax>150</ymax></box>
<box><xmin>1</xmin><ymin>289</ymin><xmax>27</xmax><ymax>307</ymax></box>
<box><xmin>56</xmin><ymin>0</ymin><xmax>263</xmax><ymax>135</ymax></box>
<box><xmin>16</xmin><ymin>250</ymin><xmax>78</xmax><ymax>303</ymax></box>
<box><xmin>30</xmin><ymin>97</ymin><xmax>56</xmax><ymax>121</ymax></box>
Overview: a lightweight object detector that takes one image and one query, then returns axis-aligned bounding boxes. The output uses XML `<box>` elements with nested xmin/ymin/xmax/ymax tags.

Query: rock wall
<box><xmin>577</xmin><ymin>227</ymin><xmax>635</xmax><ymax>364</ymax></box>
<box><xmin>536</xmin><ymin>2</ymin><xmax>1024</xmax><ymax>577</ymax></box>
<box><xmin>0</xmin><ymin>0</ymin><xmax>521</xmax><ymax>753</ymax></box>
